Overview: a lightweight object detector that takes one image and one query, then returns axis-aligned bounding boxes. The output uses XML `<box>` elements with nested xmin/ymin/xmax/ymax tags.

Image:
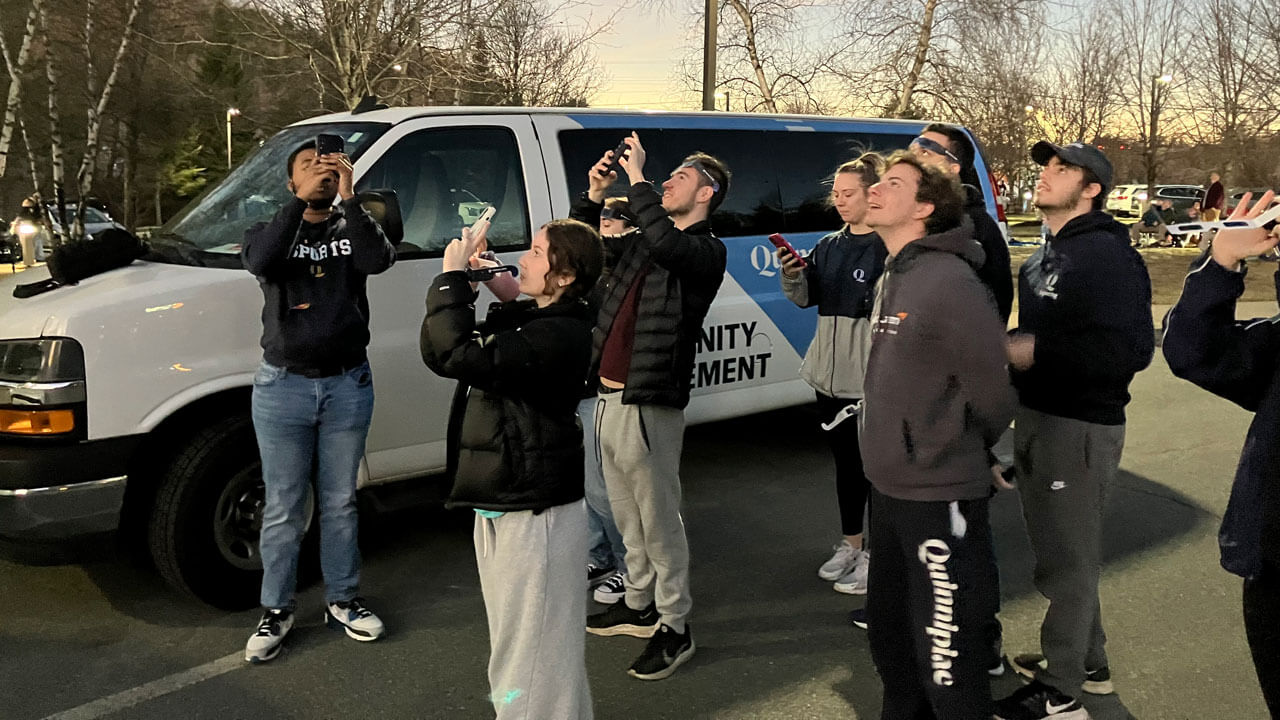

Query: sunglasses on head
<box><xmin>678</xmin><ymin>161</ymin><xmax>721</xmax><ymax>193</ymax></box>
<box><xmin>600</xmin><ymin>206</ymin><xmax>629</xmax><ymax>221</ymax></box>
<box><xmin>910</xmin><ymin>136</ymin><xmax>960</xmax><ymax>164</ymax></box>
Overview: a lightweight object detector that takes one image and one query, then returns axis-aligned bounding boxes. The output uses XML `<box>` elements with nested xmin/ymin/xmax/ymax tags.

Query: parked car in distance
<box><xmin>41</xmin><ymin>203</ymin><xmax>127</xmax><ymax>239</ymax></box>
<box><xmin>1106</xmin><ymin>184</ymin><xmax>1144</xmax><ymax>216</ymax></box>
<box><xmin>1224</xmin><ymin>188</ymin><xmax>1273</xmax><ymax>215</ymax></box>
<box><xmin>1131</xmin><ymin>185</ymin><xmax>1203</xmax><ymax>216</ymax></box>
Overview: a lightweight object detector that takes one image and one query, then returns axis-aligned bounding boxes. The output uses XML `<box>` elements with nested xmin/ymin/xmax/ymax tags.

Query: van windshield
<box><xmin>150</xmin><ymin>122</ymin><xmax>388</xmax><ymax>267</ymax></box>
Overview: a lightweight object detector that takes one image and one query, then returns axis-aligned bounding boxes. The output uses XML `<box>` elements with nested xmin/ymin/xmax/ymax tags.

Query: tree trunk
<box><xmin>725</xmin><ymin>0</ymin><xmax>778</xmax><ymax>113</ymax></box>
<box><xmin>76</xmin><ymin>0</ymin><xmax>143</xmax><ymax>239</ymax></box>
<box><xmin>0</xmin><ymin>0</ymin><xmax>43</xmax><ymax>179</ymax></box>
<box><xmin>40</xmin><ymin>1</ymin><xmax>64</xmax><ymax>245</ymax></box>
<box><xmin>892</xmin><ymin>0</ymin><xmax>939</xmax><ymax>118</ymax></box>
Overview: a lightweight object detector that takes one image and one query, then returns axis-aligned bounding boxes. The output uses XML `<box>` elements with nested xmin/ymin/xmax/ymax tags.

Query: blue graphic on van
<box><xmin>723</xmin><ymin>232</ymin><xmax>830</xmax><ymax>355</ymax></box>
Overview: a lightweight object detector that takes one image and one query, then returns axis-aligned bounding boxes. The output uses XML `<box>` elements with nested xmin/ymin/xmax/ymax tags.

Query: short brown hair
<box><xmin>682</xmin><ymin>152</ymin><xmax>731</xmax><ymax>213</ymax></box>
<box><xmin>883</xmin><ymin>150</ymin><xmax>964</xmax><ymax>235</ymax></box>
<box><xmin>542</xmin><ymin>218</ymin><xmax>603</xmax><ymax>304</ymax></box>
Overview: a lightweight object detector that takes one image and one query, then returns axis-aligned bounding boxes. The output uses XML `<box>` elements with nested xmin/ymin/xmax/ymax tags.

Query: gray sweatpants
<box><xmin>1014</xmin><ymin>407</ymin><xmax>1125</xmax><ymax>694</ymax></box>
<box><xmin>596</xmin><ymin>392</ymin><xmax>692</xmax><ymax>633</ymax></box>
<box><xmin>474</xmin><ymin>501</ymin><xmax>593</xmax><ymax>720</ymax></box>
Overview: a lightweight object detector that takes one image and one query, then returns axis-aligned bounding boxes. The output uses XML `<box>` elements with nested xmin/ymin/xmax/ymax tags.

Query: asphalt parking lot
<box><xmin>1</xmin><ymin>340</ymin><xmax>1273</xmax><ymax>720</ymax></box>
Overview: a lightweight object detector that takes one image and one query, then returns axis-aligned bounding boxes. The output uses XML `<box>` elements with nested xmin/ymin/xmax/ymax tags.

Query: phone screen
<box><xmin>768</xmin><ymin>233</ymin><xmax>807</xmax><ymax>268</ymax></box>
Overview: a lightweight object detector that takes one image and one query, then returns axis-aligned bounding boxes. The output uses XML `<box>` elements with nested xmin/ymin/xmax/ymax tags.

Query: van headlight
<box><xmin>0</xmin><ymin>338</ymin><xmax>87</xmax><ymax>438</ymax></box>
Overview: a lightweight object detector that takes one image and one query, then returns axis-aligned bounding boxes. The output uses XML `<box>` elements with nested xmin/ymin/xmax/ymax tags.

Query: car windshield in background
<box><xmin>154</xmin><ymin>123</ymin><xmax>387</xmax><ymax>261</ymax></box>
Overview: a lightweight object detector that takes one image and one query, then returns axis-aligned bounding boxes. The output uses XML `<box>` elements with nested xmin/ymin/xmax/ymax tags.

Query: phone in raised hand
<box><xmin>603</xmin><ymin>139</ymin><xmax>631</xmax><ymax>177</ymax></box>
<box><xmin>768</xmin><ymin>233</ymin><xmax>807</xmax><ymax>268</ymax></box>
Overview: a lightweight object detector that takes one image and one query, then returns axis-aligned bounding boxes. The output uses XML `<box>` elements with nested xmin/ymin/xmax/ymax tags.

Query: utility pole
<box><xmin>702</xmin><ymin>0</ymin><xmax>717</xmax><ymax>111</ymax></box>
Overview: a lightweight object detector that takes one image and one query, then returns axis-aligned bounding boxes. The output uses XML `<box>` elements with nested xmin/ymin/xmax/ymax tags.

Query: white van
<box><xmin>0</xmin><ymin>108</ymin><xmax>1006</xmax><ymax>607</ymax></box>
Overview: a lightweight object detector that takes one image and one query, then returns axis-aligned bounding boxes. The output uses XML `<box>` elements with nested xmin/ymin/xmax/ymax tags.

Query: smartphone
<box><xmin>471</xmin><ymin>206</ymin><xmax>497</xmax><ymax>231</ymax></box>
<box><xmin>315</xmin><ymin>133</ymin><xmax>344</xmax><ymax>157</ymax></box>
<box><xmin>768</xmin><ymin>233</ymin><xmax>807</xmax><ymax>268</ymax></box>
<box><xmin>603</xmin><ymin>139</ymin><xmax>630</xmax><ymax>177</ymax></box>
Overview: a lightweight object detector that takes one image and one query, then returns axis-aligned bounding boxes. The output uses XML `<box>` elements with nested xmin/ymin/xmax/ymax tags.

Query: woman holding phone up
<box><xmin>421</xmin><ymin>218</ymin><xmax>603</xmax><ymax>719</ymax></box>
<box><xmin>778</xmin><ymin>152</ymin><xmax>886</xmax><ymax>598</ymax></box>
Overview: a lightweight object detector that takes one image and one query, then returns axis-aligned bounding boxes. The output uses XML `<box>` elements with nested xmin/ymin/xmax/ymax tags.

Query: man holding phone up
<box><xmin>240</xmin><ymin>137</ymin><xmax>396</xmax><ymax>663</ymax></box>
<box><xmin>574</xmin><ymin>133</ymin><xmax>730</xmax><ymax>681</ymax></box>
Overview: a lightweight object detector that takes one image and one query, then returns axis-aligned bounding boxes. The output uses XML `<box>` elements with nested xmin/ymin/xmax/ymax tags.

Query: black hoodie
<box><xmin>964</xmin><ymin>184</ymin><xmax>1013</xmax><ymax>323</ymax></box>
<box><xmin>860</xmin><ymin>222</ymin><xmax>1017</xmax><ymax>502</ymax></box>
<box><xmin>1011</xmin><ymin>210</ymin><xmax>1154</xmax><ymax>425</ymax></box>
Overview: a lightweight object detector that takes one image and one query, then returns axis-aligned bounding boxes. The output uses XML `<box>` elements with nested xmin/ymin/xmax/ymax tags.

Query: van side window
<box><xmin>772</xmin><ymin>131</ymin><xmax>916</xmax><ymax>233</ymax></box>
<box><xmin>358</xmin><ymin>127</ymin><xmax>531</xmax><ymax>258</ymax></box>
<box><xmin>559</xmin><ymin>128</ymin><xmax>783</xmax><ymax>237</ymax></box>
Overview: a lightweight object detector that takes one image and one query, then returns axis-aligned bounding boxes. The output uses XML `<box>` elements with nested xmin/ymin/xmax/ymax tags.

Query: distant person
<box><xmin>10</xmin><ymin>195</ymin><xmax>46</xmax><ymax>267</ymax></box>
<box><xmin>778</xmin><ymin>153</ymin><xmax>885</xmax><ymax>596</ymax></box>
<box><xmin>1163</xmin><ymin>190</ymin><xmax>1280</xmax><ymax>718</ymax></box>
<box><xmin>996</xmin><ymin>141</ymin><xmax>1153</xmax><ymax>720</ymax></box>
<box><xmin>240</xmin><ymin>139</ymin><xmax>396</xmax><ymax>663</ymax></box>
<box><xmin>1203</xmin><ymin>172</ymin><xmax>1225</xmax><ymax>222</ymax></box>
<box><xmin>1130</xmin><ymin>198</ymin><xmax>1171</xmax><ymax>247</ymax></box>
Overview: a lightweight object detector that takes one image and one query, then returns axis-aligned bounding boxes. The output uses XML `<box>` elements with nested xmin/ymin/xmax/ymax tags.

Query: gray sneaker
<box><xmin>818</xmin><ymin>540</ymin><xmax>861</xmax><ymax>581</ymax></box>
<box><xmin>833</xmin><ymin>550</ymin><xmax>870</xmax><ymax>595</ymax></box>
<box><xmin>244</xmin><ymin>608</ymin><xmax>294</xmax><ymax>664</ymax></box>
<box><xmin>325</xmin><ymin>597</ymin><xmax>385</xmax><ymax>642</ymax></box>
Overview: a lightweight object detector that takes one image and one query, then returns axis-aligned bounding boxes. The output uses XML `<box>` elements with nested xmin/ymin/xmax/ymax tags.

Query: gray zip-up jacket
<box><xmin>859</xmin><ymin>222</ymin><xmax>1016</xmax><ymax>502</ymax></box>
<box><xmin>780</xmin><ymin>227</ymin><xmax>885</xmax><ymax>399</ymax></box>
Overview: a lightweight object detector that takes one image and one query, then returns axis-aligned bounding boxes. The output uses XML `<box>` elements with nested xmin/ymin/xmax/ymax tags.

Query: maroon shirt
<box><xmin>1204</xmin><ymin>181</ymin><xmax>1225</xmax><ymax>211</ymax></box>
<box><xmin>599</xmin><ymin>269</ymin><xmax>647</xmax><ymax>384</ymax></box>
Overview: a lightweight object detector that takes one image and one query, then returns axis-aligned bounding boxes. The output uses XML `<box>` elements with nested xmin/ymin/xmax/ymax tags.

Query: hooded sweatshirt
<box><xmin>860</xmin><ymin>222</ymin><xmax>1016</xmax><ymax>502</ymax></box>
<box><xmin>1012</xmin><ymin>210</ymin><xmax>1154</xmax><ymax>425</ymax></box>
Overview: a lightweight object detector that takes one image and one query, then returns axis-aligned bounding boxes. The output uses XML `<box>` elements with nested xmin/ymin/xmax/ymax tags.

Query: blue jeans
<box><xmin>578</xmin><ymin>396</ymin><xmax>625</xmax><ymax>572</ymax></box>
<box><xmin>252</xmin><ymin>360</ymin><xmax>375</xmax><ymax>609</ymax></box>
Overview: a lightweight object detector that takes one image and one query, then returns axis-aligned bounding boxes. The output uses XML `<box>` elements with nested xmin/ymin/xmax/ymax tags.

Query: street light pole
<box><xmin>225</xmin><ymin>108</ymin><xmax>241</xmax><ymax>169</ymax></box>
<box><xmin>701</xmin><ymin>0</ymin><xmax>718</xmax><ymax>111</ymax></box>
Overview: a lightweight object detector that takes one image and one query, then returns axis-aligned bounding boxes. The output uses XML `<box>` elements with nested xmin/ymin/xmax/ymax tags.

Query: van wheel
<box><xmin>148</xmin><ymin>414</ymin><xmax>313</xmax><ymax>609</ymax></box>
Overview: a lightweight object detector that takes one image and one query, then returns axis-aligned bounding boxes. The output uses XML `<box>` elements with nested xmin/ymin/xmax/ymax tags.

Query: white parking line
<box><xmin>41</xmin><ymin>652</ymin><xmax>243</xmax><ymax>720</ymax></box>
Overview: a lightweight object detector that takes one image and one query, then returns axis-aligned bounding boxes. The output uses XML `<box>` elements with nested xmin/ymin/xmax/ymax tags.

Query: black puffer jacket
<box><xmin>571</xmin><ymin>183</ymin><xmax>727</xmax><ymax>409</ymax></box>
<box><xmin>420</xmin><ymin>271</ymin><xmax>594</xmax><ymax>512</ymax></box>
<box><xmin>964</xmin><ymin>184</ymin><xmax>1013</xmax><ymax>323</ymax></box>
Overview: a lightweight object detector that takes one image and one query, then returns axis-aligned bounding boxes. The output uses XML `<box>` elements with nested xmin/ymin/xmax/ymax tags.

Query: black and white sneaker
<box><xmin>628</xmin><ymin>624</ymin><xmax>695</xmax><ymax>681</ymax></box>
<box><xmin>587</xmin><ymin>563</ymin><xmax>616</xmax><ymax>588</ymax></box>
<box><xmin>586</xmin><ymin>600</ymin><xmax>659</xmax><ymax>638</ymax></box>
<box><xmin>847</xmin><ymin>607</ymin><xmax>868</xmax><ymax>629</ymax></box>
<box><xmin>1012</xmin><ymin>653</ymin><xmax>1114</xmax><ymax>695</ymax></box>
<box><xmin>593</xmin><ymin>572</ymin><xmax>627</xmax><ymax>604</ymax></box>
<box><xmin>994</xmin><ymin>680</ymin><xmax>1090</xmax><ymax>720</ymax></box>
<box><xmin>244</xmin><ymin>608</ymin><xmax>294</xmax><ymax>664</ymax></box>
<box><xmin>325</xmin><ymin>597</ymin><xmax>385</xmax><ymax>642</ymax></box>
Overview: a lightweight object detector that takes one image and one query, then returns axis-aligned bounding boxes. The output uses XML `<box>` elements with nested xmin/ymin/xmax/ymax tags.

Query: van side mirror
<box><xmin>356</xmin><ymin>189</ymin><xmax>404</xmax><ymax>246</ymax></box>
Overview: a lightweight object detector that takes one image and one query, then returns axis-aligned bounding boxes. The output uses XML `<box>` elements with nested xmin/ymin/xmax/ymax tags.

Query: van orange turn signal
<box><xmin>0</xmin><ymin>409</ymin><xmax>76</xmax><ymax>435</ymax></box>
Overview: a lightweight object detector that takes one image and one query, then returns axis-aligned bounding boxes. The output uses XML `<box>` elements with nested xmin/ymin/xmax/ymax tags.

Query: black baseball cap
<box><xmin>1030</xmin><ymin>141</ymin><xmax>1113</xmax><ymax>190</ymax></box>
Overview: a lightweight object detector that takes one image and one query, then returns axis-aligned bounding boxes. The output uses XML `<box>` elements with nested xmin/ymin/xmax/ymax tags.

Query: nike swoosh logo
<box><xmin>1046</xmin><ymin>699</ymin><xmax>1076</xmax><ymax>714</ymax></box>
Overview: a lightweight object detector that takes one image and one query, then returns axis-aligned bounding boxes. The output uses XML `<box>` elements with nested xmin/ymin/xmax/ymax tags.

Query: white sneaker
<box><xmin>325</xmin><ymin>597</ymin><xmax>385</xmax><ymax>642</ymax></box>
<box><xmin>593</xmin><ymin>571</ymin><xmax>627</xmax><ymax>604</ymax></box>
<box><xmin>818</xmin><ymin>540</ymin><xmax>862</xmax><ymax>581</ymax></box>
<box><xmin>245</xmin><ymin>608</ymin><xmax>294</xmax><ymax>664</ymax></box>
<box><xmin>833</xmin><ymin>550</ymin><xmax>870</xmax><ymax>595</ymax></box>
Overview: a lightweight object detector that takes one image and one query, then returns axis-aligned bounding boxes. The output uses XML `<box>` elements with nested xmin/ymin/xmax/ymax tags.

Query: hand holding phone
<box><xmin>769</xmin><ymin>233</ymin><xmax>807</xmax><ymax>270</ymax></box>
<box><xmin>603</xmin><ymin>139</ymin><xmax>631</xmax><ymax>177</ymax></box>
<box><xmin>316</xmin><ymin>133</ymin><xmax>344</xmax><ymax>157</ymax></box>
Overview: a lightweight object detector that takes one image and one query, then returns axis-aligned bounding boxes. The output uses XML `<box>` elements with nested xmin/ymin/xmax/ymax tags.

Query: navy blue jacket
<box><xmin>1163</xmin><ymin>256</ymin><xmax>1280</xmax><ymax>578</ymax></box>
<box><xmin>1012</xmin><ymin>211</ymin><xmax>1154</xmax><ymax>424</ymax></box>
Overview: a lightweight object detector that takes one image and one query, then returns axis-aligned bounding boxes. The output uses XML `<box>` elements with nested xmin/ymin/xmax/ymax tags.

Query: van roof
<box><xmin>289</xmin><ymin>105</ymin><xmax>937</xmax><ymax>130</ymax></box>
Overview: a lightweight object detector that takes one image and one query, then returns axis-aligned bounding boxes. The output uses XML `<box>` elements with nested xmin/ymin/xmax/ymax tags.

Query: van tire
<box><xmin>148</xmin><ymin>414</ymin><xmax>267</xmax><ymax>610</ymax></box>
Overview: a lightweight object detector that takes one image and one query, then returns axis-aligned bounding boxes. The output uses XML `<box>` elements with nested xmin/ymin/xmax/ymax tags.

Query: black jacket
<box><xmin>571</xmin><ymin>183</ymin><xmax>727</xmax><ymax>409</ymax></box>
<box><xmin>420</xmin><ymin>271</ymin><xmax>594</xmax><ymax>512</ymax></box>
<box><xmin>860</xmin><ymin>222</ymin><xmax>1016</xmax><ymax>502</ymax></box>
<box><xmin>964</xmin><ymin>185</ymin><xmax>1013</xmax><ymax>323</ymax></box>
<box><xmin>242</xmin><ymin>197</ymin><xmax>395</xmax><ymax>369</ymax></box>
<box><xmin>1163</xmin><ymin>256</ymin><xmax>1280</xmax><ymax>579</ymax></box>
<box><xmin>1012</xmin><ymin>211</ymin><xmax>1154</xmax><ymax>425</ymax></box>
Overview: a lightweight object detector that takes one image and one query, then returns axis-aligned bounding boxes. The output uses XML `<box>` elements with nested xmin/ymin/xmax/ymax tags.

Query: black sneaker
<box><xmin>586</xmin><ymin>601</ymin><xmax>659</xmax><ymax>638</ymax></box>
<box><xmin>244</xmin><ymin>608</ymin><xmax>294</xmax><ymax>664</ymax></box>
<box><xmin>592</xmin><ymin>571</ymin><xmax>627</xmax><ymax>604</ymax></box>
<box><xmin>587</xmin><ymin>563</ymin><xmax>616</xmax><ymax>588</ymax></box>
<box><xmin>848</xmin><ymin>607</ymin><xmax>868</xmax><ymax>629</ymax></box>
<box><xmin>628</xmin><ymin>623</ymin><xmax>695</xmax><ymax>680</ymax></box>
<box><xmin>994</xmin><ymin>680</ymin><xmax>1089</xmax><ymax>720</ymax></box>
<box><xmin>1013</xmin><ymin>652</ymin><xmax>1113</xmax><ymax>695</ymax></box>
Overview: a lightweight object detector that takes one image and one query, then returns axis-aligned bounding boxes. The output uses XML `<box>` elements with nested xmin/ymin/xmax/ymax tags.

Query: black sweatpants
<box><xmin>816</xmin><ymin>392</ymin><xmax>870</xmax><ymax>536</ymax></box>
<box><xmin>1244</xmin><ymin>562</ymin><xmax>1280</xmax><ymax>716</ymax></box>
<box><xmin>866</xmin><ymin>488</ymin><xmax>998</xmax><ymax>720</ymax></box>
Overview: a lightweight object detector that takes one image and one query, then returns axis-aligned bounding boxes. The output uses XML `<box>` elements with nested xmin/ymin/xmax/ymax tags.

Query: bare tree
<box><xmin>1118</xmin><ymin>0</ymin><xmax>1189</xmax><ymax>200</ymax></box>
<box><xmin>1033</xmin><ymin>7</ymin><xmax>1126</xmax><ymax>145</ymax></box>
<box><xmin>476</xmin><ymin>0</ymin><xmax>606</xmax><ymax>106</ymax></box>
<box><xmin>0</xmin><ymin>0</ymin><xmax>43</xmax><ymax>179</ymax></box>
